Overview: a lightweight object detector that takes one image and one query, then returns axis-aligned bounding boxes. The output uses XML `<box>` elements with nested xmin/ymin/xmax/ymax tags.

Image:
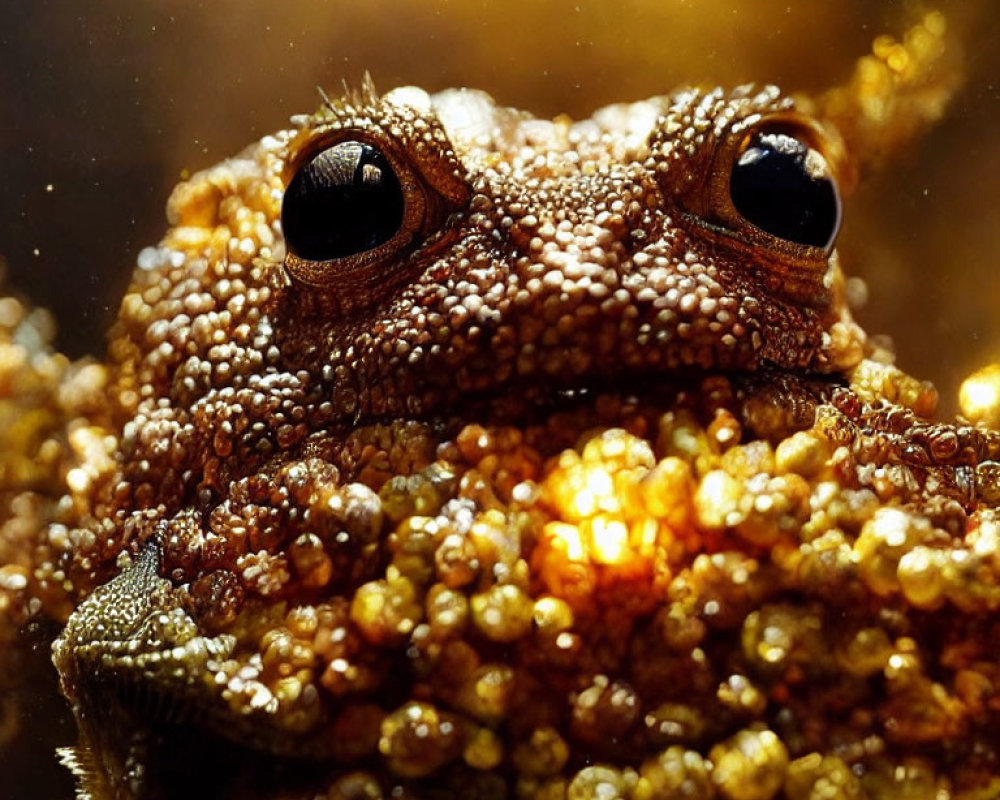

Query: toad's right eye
<box><xmin>729</xmin><ymin>130</ymin><xmax>841</xmax><ymax>251</ymax></box>
<box><xmin>281</xmin><ymin>140</ymin><xmax>405</xmax><ymax>261</ymax></box>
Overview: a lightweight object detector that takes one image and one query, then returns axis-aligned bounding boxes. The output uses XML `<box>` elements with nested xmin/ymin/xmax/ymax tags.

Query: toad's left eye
<box><xmin>282</xmin><ymin>140</ymin><xmax>405</xmax><ymax>261</ymax></box>
<box><xmin>729</xmin><ymin>130</ymin><xmax>841</xmax><ymax>250</ymax></box>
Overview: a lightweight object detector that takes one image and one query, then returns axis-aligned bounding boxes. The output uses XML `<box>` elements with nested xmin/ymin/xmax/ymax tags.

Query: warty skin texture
<box><xmin>49</xmin><ymin>83</ymin><xmax>869</xmax><ymax>798</ymax></box>
<box><xmin>79</xmin><ymin>84</ymin><xmax>864</xmax><ymax>597</ymax></box>
<box><xmin>276</xmin><ymin>85</ymin><xmax>862</xmax><ymax>413</ymax></box>
<box><xmin>5</xmin><ymin>12</ymin><xmax>1000</xmax><ymax>799</ymax></box>
<box><xmin>95</xmin><ymin>85</ymin><xmax>863</xmax><ymax>562</ymax></box>
<box><xmin>113</xmin><ymin>85</ymin><xmax>861</xmax><ymax>435</ymax></box>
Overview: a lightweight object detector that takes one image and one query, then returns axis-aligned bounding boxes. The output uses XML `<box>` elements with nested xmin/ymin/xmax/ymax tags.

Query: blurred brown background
<box><xmin>1</xmin><ymin>0</ymin><xmax>998</xmax><ymax>415</ymax></box>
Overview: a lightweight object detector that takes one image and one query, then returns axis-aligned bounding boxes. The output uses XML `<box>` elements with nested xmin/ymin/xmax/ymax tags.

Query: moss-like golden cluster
<box><xmin>286</xmin><ymin>369</ymin><xmax>998</xmax><ymax>799</ymax></box>
<box><xmin>0</xmin><ymin>279</ymin><xmax>112</xmax><ymax>757</ymax></box>
<box><xmin>45</xmin><ymin>364</ymin><xmax>1000</xmax><ymax>799</ymax></box>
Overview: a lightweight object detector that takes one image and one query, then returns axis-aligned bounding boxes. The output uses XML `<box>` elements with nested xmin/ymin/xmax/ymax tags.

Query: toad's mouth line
<box><xmin>350</xmin><ymin>364</ymin><xmax>846</xmax><ymax>433</ymax></box>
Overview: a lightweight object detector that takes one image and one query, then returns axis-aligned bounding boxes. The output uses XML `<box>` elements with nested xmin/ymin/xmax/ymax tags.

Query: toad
<box><xmin>4</xmin><ymin>10</ymin><xmax>1000</xmax><ymax>800</ymax></box>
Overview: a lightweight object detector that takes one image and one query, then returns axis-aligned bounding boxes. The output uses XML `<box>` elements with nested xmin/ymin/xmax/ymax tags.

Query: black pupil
<box><xmin>729</xmin><ymin>131</ymin><xmax>841</xmax><ymax>249</ymax></box>
<box><xmin>282</xmin><ymin>141</ymin><xmax>404</xmax><ymax>261</ymax></box>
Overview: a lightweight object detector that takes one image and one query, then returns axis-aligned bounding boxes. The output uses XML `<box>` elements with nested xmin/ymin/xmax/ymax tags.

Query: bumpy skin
<box><xmin>49</xmin><ymin>83</ymin><xmax>864</xmax><ymax>795</ymax></box>
<box><xmin>7</xmin><ymin>15</ymin><xmax>1000</xmax><ymax>800</ymax></box>
<box><xmin>112</xmin><ymin>85</ymin><xmax>860</xmax><ymax>434</ymax></box>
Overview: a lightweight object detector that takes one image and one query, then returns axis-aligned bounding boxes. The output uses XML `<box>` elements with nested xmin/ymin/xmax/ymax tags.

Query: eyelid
<box><xmin>284</xmin><ymin>129</ymin><xmax>404</xmax><ymax>190</ymax></box>
<box><xmin>284</xmin><ymin>120</ymin><xmax>470</xmax><ymax>210</ymax></box>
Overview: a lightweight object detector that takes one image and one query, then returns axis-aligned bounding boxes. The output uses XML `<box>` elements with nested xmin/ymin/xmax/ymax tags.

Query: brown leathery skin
<box><xmin>116</xmin><ymin>85</ymin><xmax>861</xmax><ymax>429</ymax></box>
<box><xmin>42</xmin><ymin>84</ymin><xmax>868</xmax><ymax>798</ymax></box>
<box><xmin>99</xmin><ymin>85</ymin><xmax>863</xmax><ymax>563</ymax></box>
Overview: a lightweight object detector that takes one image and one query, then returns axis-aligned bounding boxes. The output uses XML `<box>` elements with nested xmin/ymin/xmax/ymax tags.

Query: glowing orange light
<box><xmin>546</xmin><ymin>522</ymin><xmax>585</xmax><ymax>561</ymax></box>
<box><xmin>589</xmin><ymin>516</ymin><xmax>629</xmax><ymax>565</ymax></box>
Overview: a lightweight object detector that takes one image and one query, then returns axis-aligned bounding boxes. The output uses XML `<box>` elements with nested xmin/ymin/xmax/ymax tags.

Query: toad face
<box><xmin>272</xmin><ymin>85</ymin><xmax>860</xmax><ymax>421</ymax></box>
<box><xmin>95</xmin><ymin>84</ymin><xmax>862</xmax><ymax>525</ymax></box>
<box><xmin>49</xmin><ymin>82</ymin><xmax>900</xmax><ymax>800</ymax></box>
<box><xmin>115</xmin><ymin>84</ymin><xmax>861</xmax><ymax>434</ymax></box>
<box><xmin>49</xmin><ymin>82</ymin><xmax>863</xmax><ymax>797</ymax></box>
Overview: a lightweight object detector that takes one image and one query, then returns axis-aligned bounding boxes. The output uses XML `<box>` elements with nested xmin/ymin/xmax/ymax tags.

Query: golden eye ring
<box><xmin>280</xmin><ymin>133</ymin><xmax>433</xmax><ymax>292</ymax></box>
<box><xmin>706</xmin><ymin>113</ymin><xmax>843</xmax><ymax>256</ymax></box>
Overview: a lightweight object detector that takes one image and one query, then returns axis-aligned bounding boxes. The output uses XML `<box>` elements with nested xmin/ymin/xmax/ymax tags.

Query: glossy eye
<box><xmin>282</xmin><ymin>140</ymin><xmax>405</xmax><ymax>261</ymax></box>
<box><xmin>729</xmin><ymin>130</ymin><xmax>841</xmax><ymax>250</ymax></box>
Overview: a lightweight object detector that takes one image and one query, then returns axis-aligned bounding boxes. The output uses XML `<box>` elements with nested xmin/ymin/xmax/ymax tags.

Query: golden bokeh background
<box><xmin>1</xmin><ymin>0</ymin><xmax>998</xmax><ymax>414</ymax></box>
